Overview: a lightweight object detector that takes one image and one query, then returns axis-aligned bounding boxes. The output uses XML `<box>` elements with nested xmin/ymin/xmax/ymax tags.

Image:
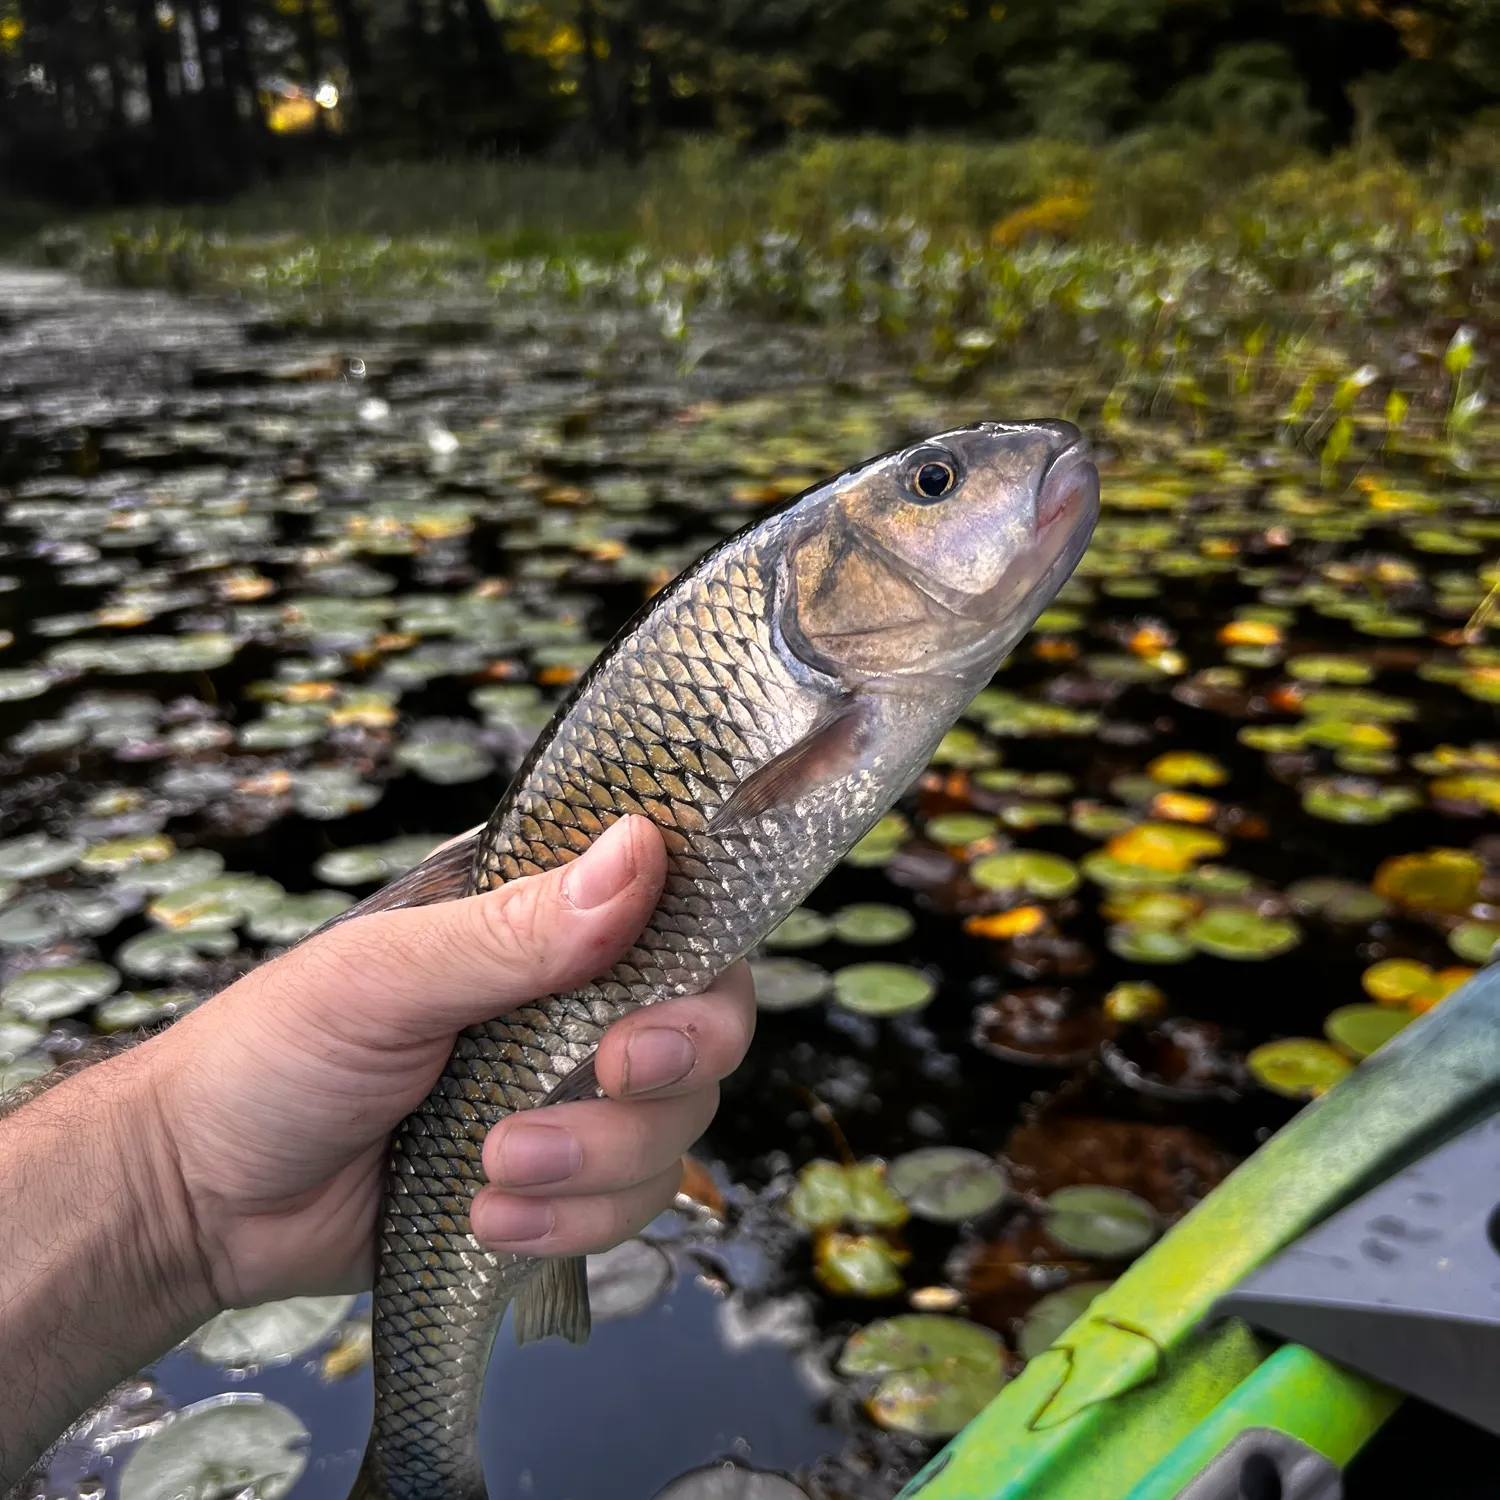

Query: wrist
<box><xmin>0</xmin><ymin>1041</ymin><xmax>220</xmax><ymax>1491</ymax></box>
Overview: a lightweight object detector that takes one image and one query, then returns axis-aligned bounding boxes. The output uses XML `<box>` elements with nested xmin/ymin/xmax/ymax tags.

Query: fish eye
<box><xmin>908</xmin><ymin>455</ymin><xmax>958</xmax><ymax>501</ymax></box>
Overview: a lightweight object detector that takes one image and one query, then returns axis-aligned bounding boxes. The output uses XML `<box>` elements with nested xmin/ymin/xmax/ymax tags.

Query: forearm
<box><xmin>0</xmin><ymin>1042</ymin><xmax>217</xmax><ymax>1494</ymax></box>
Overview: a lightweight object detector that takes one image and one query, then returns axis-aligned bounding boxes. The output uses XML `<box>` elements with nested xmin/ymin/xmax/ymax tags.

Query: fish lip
<box><xmin>1036</xmin><ymin>438</ymin><xmax>1099</xmax><ymax>535</ymax></box>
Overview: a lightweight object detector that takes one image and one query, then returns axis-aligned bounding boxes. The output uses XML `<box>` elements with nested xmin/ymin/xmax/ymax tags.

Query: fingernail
<box><xmin>472</xmin><ymin>1195</ymin><xmax>554</xmax><ymax>1247</ymax></box>
<box><xmin>494</xmin><ymin>1126</ymin><xmax>581</xmax><ymax>1187</ymax></box>
<box><xmin>621</xmin><ymin>1028</ymin><xmax>696</xmax><ymax>1095</ymax></box>
<box><xmin>562</xmin><ymin>819</ymin><xmax>638</xmax><ymax>911</ymax></box>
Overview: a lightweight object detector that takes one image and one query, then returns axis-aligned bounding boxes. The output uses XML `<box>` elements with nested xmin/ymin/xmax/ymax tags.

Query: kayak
<box><xmin>899</xmin><ymin>961</ymin><xmax>1500</xmax><ymax>1499</ymax></box>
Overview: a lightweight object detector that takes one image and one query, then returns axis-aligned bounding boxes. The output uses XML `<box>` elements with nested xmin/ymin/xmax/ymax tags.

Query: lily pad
<box><xmin>0</xmin><ymin>898</ymin><xmax>66</xmax><ymax>949</ymax></box>
<box><xmin>787</xmin><ymin>1160</ymin><xmax>910</xmax><ymax>1231</ymax></box>
<box><xmin>1</xmin><ymin>962</ymin><xmax>119</xmax><ymax>1021</ymax></box>
<box><xmin>1324</xmin><ymin>1004</ymin><xmax>1415</xmax><ymax>1060</ymax></box>
<box><xmin>1450</xmin><ymin>922</ymin><xmax>1500</xmax><ymax>965</ymax></box>
<box><xmin>833</xmin><ymin>963</ymin><xmax>937</xmax><ymax>1016</ymax></box>
<box><xmin>763</xmin><ymin>908</ymin><xmax>834</xmax><ymax>950</ymax></box>
<box><xmin>652</xmin><ymin>1467</ymin><xmax>809</xmax><ymax>1500</ymax></box>
<box><xmin>586</xmin><ymin>1239</ymin><xmax>673</xmax><ymax>1321</ymax></box>
<box><xmin>832</xmin><ymin>904</ymin><xmax>916</xmax><ymax>946</ymax></box>
<box><xmin>888</xmin><ymin>1148</ymin><xmax>1009</xmax><ymax>1223</ymax></box>
<box><xmin>247</xmin><ymin>891</ymin><xmax>354</xmax><ymax>944</ymax></box>
<box><xmin>837</xmin><ymin>1315</ymin><xmax>1009</xmax><ymax>1437</ymax></box>
<box><xmin>1183</xmin><ymin>908</ymin><xmax>1300</xmax><ymax>961</ymax></box>
<box><xmin>94</xmin><ymin>989</ymin><xmax>199</xmax><ymax>1032</ymax></box>
<box><xmin>192</xmin><ymin>1295</ymin><xmax>356</xmax><ymax>1368</ymax></box>
<box><xmin>748</xmin><ymin>957</ymin><xmax>832</xmax><ymax>1012</ymax></box>
<box><xmin>1044</xmin><ymin>1186</ymin><xmax>1160</xmax><ymax>1259</ymax></box>
<box><xmin>815</xmin><ymin>1231</ymin><xmax>910</xmax><ymax>1298</ymax></box>
<box><xmin>925</xmin><ymin>812</ymin><xmax>999</xmax><ymax>846</ymax></box>
<box><xmin>118</xmin><ymin>1395</ymin><xmax>310</xmax><ymax>1500</ymax></box>
<box><xmin>1247</xmin><ymin>1038</ymin><xmax>1354</xmax><ymax>1099</ymax></box>
<box><xmin>0</xmin><ymin>1016</ymin><xmax>44</xmax><ymax>1062</ymax></box>
<box><xmin>969</xmin><ymin>850</ymin><xmax>1080</xmax><ymax>899</ymax></box>
<box><xmin>0</xmin><ymin>833</ymin><xmax>83</xmax><ymax>879</ymax></box>
<box><xmin>118</xmin><ymin>927</ymin><xmax>238</xmax><ymax>978</ymax></box>
<box><xmin>0</xmin><ymin>1053</ymin><xmax>52</xmax><ymax>1095</ymax></box>
<box><xmin>1017</xmin><ymin>1281</ymin><xmax>1113</xmax><ymax>1361</ymax></box>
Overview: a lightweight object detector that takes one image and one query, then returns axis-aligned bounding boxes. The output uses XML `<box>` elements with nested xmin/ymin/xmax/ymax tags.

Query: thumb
<box><xmin>287</xmin><ymin>815</ymin><xmax>669</xmax><ymax>1044</ymax></box>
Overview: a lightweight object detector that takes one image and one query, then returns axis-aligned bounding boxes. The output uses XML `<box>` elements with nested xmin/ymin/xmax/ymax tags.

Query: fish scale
<box><xmin>366</xmin><ymin>527</ymin><xmax>850</xmax><ymax>1499</ymax></box>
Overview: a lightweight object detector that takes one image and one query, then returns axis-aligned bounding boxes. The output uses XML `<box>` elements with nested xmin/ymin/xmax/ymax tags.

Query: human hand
<box><xmin>141</xmin><ymin>815</ymin><xmax>755</xmax><ymax>1314</ymax></box>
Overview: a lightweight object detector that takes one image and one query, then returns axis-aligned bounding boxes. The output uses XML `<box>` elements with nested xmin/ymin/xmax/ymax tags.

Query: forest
<box><xmin>4</xmin><ymin>0</ymin><xmax>1500</xmax><ymax>208</ymax></box>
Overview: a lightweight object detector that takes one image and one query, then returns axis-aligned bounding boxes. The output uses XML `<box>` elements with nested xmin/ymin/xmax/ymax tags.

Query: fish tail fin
<box><xmin>513</xmin><ymin>1254</ymin><xmax>591</xmax><ymax>1346</ymax></box>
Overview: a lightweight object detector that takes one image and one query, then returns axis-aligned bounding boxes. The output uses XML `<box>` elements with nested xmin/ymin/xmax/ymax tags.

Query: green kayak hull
<box><xmin>899</xmin><ymin>963</ymin><xmax>1500</xmax><ymax>1499</ymax></box>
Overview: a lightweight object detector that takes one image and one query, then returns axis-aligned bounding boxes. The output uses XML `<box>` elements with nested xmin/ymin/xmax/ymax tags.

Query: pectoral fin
<box><xmin>709</xmin><ymin>695</ymin><xmax>869</xmax><ymax>832</ymax></box>
<box><xmin>513</xmin><ymin>1255</ymin><xmax>591</xmax><ymax>1346</ymax></box>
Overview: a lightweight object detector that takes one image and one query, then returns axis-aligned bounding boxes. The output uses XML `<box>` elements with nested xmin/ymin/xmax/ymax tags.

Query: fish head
<box><xmin>782</xmin><ymin>419</ymin><xmax>1099</xmax><ymax>687</ymax></box>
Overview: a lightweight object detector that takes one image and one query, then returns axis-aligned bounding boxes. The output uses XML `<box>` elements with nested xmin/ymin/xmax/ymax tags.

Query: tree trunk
<box><xmin>576</xmin><ymin>0</ymin><xmax>610</xmax><ymax>156</ymax></box>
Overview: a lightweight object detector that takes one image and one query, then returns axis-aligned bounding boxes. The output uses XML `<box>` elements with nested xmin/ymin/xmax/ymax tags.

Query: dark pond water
<box><xmin>2</xmin><ymin>266</ymin><xmax>1498</xmax><ymax>1500</ymax></box>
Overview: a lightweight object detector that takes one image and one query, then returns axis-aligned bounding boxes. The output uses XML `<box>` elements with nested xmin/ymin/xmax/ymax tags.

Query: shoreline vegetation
<box><xmin>19</xmin><ymin>128</ymin><xmax>1499</xmax><ymax>421</ymax></box>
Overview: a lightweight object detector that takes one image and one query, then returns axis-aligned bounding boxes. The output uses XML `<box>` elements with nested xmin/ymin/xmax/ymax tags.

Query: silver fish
<box><xmin>345</xmin><ymin>419</ymin><xmax>1099</xmax><ymax>1499</ymax></box>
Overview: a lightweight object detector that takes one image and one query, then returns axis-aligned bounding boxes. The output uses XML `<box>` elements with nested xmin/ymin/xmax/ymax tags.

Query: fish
<box><xmin>341</xmin><ymin>418</ymin><xmax>1100</xmax><ymax>1500</ymax></box>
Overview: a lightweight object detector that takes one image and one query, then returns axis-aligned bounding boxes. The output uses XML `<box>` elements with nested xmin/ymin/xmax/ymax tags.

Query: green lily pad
<box><xmin>1286</xmin><ymin>878</ymin><xmax>1392</xmax><ymax>925</ymax></box>
<box><xmin>1</xmin><ymin>962</ymin><xmax>119</xmax><ymax>1021</ymax></box>
<box><xmin>969</xmin><ymin>850</ymin><xmax>1080</xmax><ymax>900</ymax></box>
<box><xmin>0</xmin><ymin>833</ymin><xmax>83</xmax><ymax>879</ymax></box>
<box><xmin>395</xmin><ymin>739</ymin><xmax>497</xmax><ymax>784</ymax></box>
<box><xmin>0</xmin><ymin>667</ymin><xmax>53</xmax><ymax>701</ymax></box>
<box><xmin>1324</xmin><ymin>1004</ymin><xmax>1415</xmax><ymax>1060</ymax></box>
<box><xmin>1450</xmin><ymin>921</ymin><xmax>1500</xmax><ymax>965</ymax></box>
<box><xmin>1183</xmin><ymin>908</ymin><xmax>1300</xmax><ymax>960</ymax></box>
<box><xmin>1044</xmin><ymin>1186</ymin><xmax>1161</xmax><ymax>1258</ymax></box>
<box><xmin>832</xmin><ymin>904</ymin><xmax>916</xmax><ymax>946</ymax></box>
<box><xmin>1247</xmin><ymin>1037</ymin><xmax>1354</xmax><ymax>1098</ymax></box>
<box><xmin>0</xmin><ymin>1017</ymin><xmax>45</xmax><ymax>1063</ymax></box>
<box><xmin>833</xmin><ymin>963</ymin><xmax>937</xmax><ymax>1016</ymax></box>
<box><xmin>924</xmin><ymin>812</ymin><xmax>998</xmax><ymax>846</ymax></box>
<box><xmin>837</xmin><ymin>1315</ymin><xmax>1009</xmax><ymax>1437</ymax></box>
<box><xmin>117</xmin><ymin>850</ymin><xmax>229</xmax><ymax>893</ymax></box>
<box><xmin>1017</xmin><ymin>1281</ymin><xmax>1114</xmax><ymax>1361</ymax></box>
<box><xmin>748</xmin><ymin>957</ymin><xmax>832</xmax><ymax>1012</ymax></box>
<box><xmin>930</xmin><ymin>726</ymin><xmax>999</xmax><ymax>768</ymax></box>
<box><xmin>118</xmin><ymin>1395</ymin><xmax>310</xmax><ymax>1500</ymax></box>
<box><xmin>247</xmin><ymin>892</ymin><xmax>354</xmax><ymax>944</ymax></box>
<box><xmin>888</xmin><ymin>1148</ymin><xmax>1010</xmax><ymax>1223</ymax></box>
<box><xmin>192</xmin><ymin>1295</ymin><xmax>357</xmax><ymax>1368</ymax></box>
<box><xmin>1286</xmin><ymin>655</ymin><xmax>1374</xmax><ymax>684</ymax></box>
<box><xmin>1107</xmin><ymin>924</ymin><xmax>1195</xmax><ymax>964</ymax></box>
<box><xmin>1302</xmin><ymin>779</ymin><xmax>1420</xmax><ymax>825</ymax></box>
<box><xmin>764</xmin><ymin>908</ymin><xmax>835</xmax><ymax>950</ymax></box>
<box><xmin>845</xmin><ymin>813</ymin><xmax>909</xmax><ymax>868</ymax></box>
<box><xmin>94</xmin><ymin>990</ymin><xmax>199</xmax><ymax>1032</ymax></box>
<box><xmin>118</xmin><ymin>928</ymin><xmax>238</xmax><ymax>979</ymax></box>
<box><xmin>0</xmin><ymin>1053</ymin><xmax>52</xmax><ymax>1096</ymax></box>
<box><xmin>0</xmin><ymin>898</ymin><xmax>66</xmax><ymax>949</ymax></box>
<box><xmin>815</xmin><ymin>1232</ymin><xmax>909</xmax><ymax>1298</ymax></box>
<box><xmin>787</xmin><ymin>1160</ymin><xmax>911</xmax><ymax>1231</ymax></box>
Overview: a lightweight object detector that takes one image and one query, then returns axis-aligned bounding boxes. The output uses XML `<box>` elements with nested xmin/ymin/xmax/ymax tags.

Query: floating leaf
<box><xmin>1247</xmin><ymin>1038</ymin><xmax>1354</xmax><ymax>1098</ymax></box>
<box><xmin>94</xmin><ymin>989</ymin><xmax>199</xmax><ymax>1032</ymax></box>
<box><xmin>1449</xmin><ymin>922</ymin><xmax>1500</xmax><ymax>966</ymax></box>
<box><xmin>924</xmin><ymin>812</ymin><xmax>998</xmax><ymax>847</ymax></box>
<box><xmin>1</xmin><ymin>962</ymin><xmax>119</xmax><ymax>1021</ymax></box>
<box><xmin>0</xmin><ymin>833</ymin><xmax>83</xmax><ymax>879</ymax></box>
<box><xmin>587</xmin><ymin>1239</ymin><xmax>673</xmax><ymax>1321</ymax></box>
<box><xmin>1104</xmin><ymin>822</ymin><xmax>1225</xmax><ymax>874</ymax></box>
<box><xmin>1373</xmin><ymin>847</ymin><xmax>1484</xmax><ymax>914</ymax></box>
<box><xmin>0</xmin><ymin>1017</ymin><xmax>44</xmax><ymax>1063</ymax></box>
<box><xmin>1324</xmin><ymin>1004</ymin><xmax>1415</xmax><ymax>1060</ymax></box>
<box><xmin>0</xmin><ymin>1054</ymin><xmax>52</xmax><ymax>1095</ymax></box>
<box><xmin>844</xmin><ymin>813</ymin><xmax>909</xmax><ymax>867</ymax></box>
<box><xmin>749</xmin><ymin>957</ymin><xmax>832</xmax><ymax>1012</ymax></box>
<box><xmin>1145</xmin><ymin>752</ymin><xmax>1227</xmax><ymax>787</ymax></box>
<box><xmin>888</xmin><ymin>1148</ymin><xmax>1009</xmax><ymax>1223</ymax></box>
<box><xmin>1044</xmin><ymin>1186</ymin><xmax>1160</xmax><ymax>1258</ymax></box>
<box><xmin>79</xmin><ymin>833</ymin><xmax>175</xmax><ymax>873</ymax></box>
<box><xmin>118</xmin><ymin>1396</ymin><xmax>310</xmax><ymax>1500</ymax></box>
<box><xmin>764</xmin><ymin>907</ymin><xmax>834</xmax><ymax>950</ymax></box>
<box><xmin>1183</xmin><ymin>908</ymin><xmax>1300</xmax><ymax>961</ymax></box>
<box><xmin>1017</xmin><ymin>1282</ymin><xmax>1113</xmax><ymax>1362</ymax></box>
<box><xmin>969</xmin><ymin>850</ymin><xmax>1080</xmax><ymax>899</ymax></box>
<box><xmin>0</xmin><ymin>898</ymin><xmax>66</xmax><ymax>949</ymax></box>
<box><xmin>838</xmin><ymin>1315</ymin><xmax>1009</xmax><ymax>1437</ymax></box>
<box><xmin>247</xmin><ymin>891</ymin><xmax>354</xmax><ymax>944</ymax></box>
<box><xmin>192</xmin><ymin>1296</ymin><xmax>356</xmax><ymax>1368</ymax></box>
<box><xmin>832</xmin><ymin>904</ymin><xmax>915</xmax><ymax>946</ymax></box>
<box><xmin>1108</xmin><ymin>924</ymin><xmax>1194</xmax><ymax>964</ymax></box>
<box><xmin>833</xmin><ymin>963</ymin><xmax>936</xmax><ymax>1016</ymax></box>
<box><xmin>815</xmin><ymin>1232</ymin><xmax>910</xmax><ymax>1298</ymax></box>
<box><xmin>787</xmin><ymin>1160</ymin><xmax>910</xmax><ymax>1231</ymax></box>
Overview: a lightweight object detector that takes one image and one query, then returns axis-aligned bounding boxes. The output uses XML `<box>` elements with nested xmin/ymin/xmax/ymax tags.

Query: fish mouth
<box><xmin>1036</xmin><ymin>438</ymin><xmax>1100</xmax><ymax>540</ymax></box>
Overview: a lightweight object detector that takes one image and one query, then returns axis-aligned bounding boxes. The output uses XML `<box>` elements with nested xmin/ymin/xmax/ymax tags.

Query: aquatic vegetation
<box><xmin>10</xmin><ymin>218</ymin><xmax>1500</xmax><ymax>1498</ymax></box>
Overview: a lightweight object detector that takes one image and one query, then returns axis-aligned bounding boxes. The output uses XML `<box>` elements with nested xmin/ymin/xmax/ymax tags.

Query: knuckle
<box><xmin>468</xmin><ymin>880</ymin><xmax>556</xmax><ymax>979</ymax></box>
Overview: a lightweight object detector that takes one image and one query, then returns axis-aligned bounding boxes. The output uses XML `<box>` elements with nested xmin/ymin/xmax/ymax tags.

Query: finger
<box><xmin>287</xmin><ymin>816</ymin><xmax>668</xmax><ymax>1041</ymax></box>
<box><xmin>470</xmin><ymin>1162</ymin><xmax>684</xmax><ymax>1256</ymax></box>
<box><xmin>591</xmin><ymin>961</ymin><xmax>756</xmax><ymax>1100</ymax></box>
<box><xmin>483</xmin><ymin>1087</ymin><xmax>719</xmax><ymax>1196</ymax></box>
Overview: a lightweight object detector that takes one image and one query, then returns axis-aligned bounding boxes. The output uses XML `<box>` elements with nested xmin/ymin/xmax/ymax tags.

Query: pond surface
<box><xmin>2</xmin><ymin>265</ymin><xmax>1497</xmax><ymax>1500</ymax></box>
